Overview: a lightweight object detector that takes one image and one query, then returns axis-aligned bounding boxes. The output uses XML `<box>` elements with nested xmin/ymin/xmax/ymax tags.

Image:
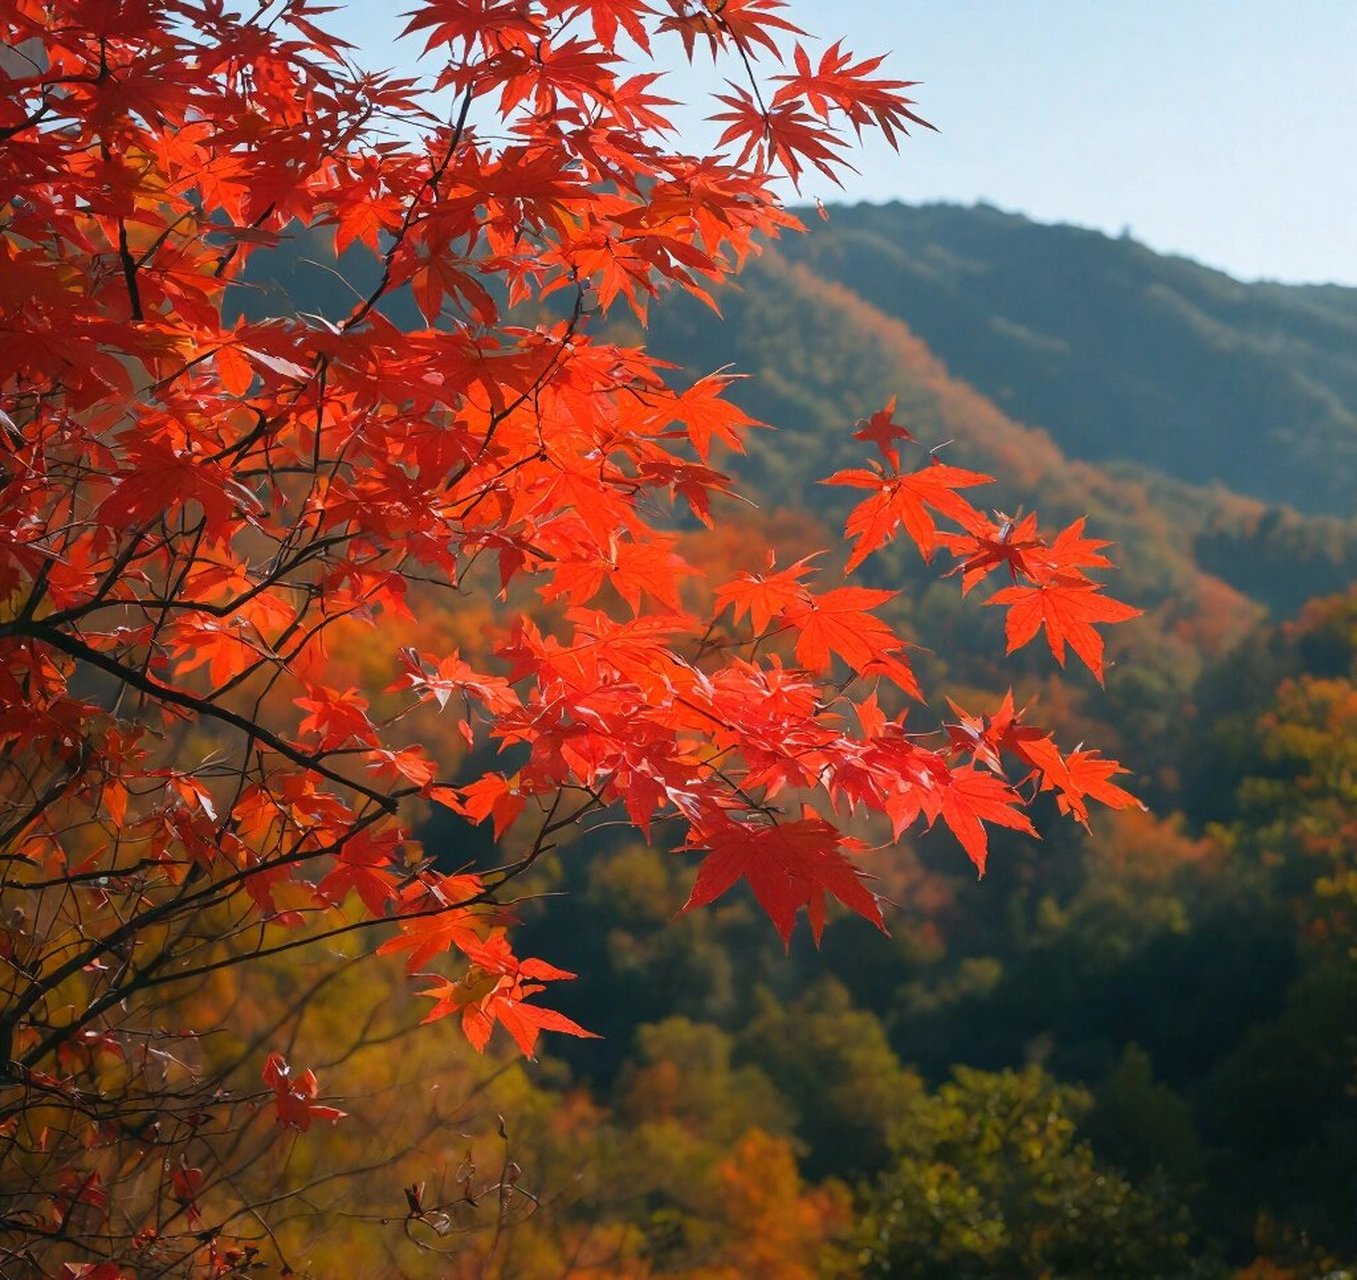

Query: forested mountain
<box><xmin>638</xmin><ymin>209</ymin><xmax>1357</xmax><ymax>618</ymax></box>
<box><xmin>769</xmin><ymin>202</ymin><xmax>1357</xmax><ymax>515</ymax></box>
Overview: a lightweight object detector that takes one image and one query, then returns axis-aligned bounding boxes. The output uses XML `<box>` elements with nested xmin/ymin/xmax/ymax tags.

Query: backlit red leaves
<box><xmin>659</xmin><ymin>0</ymin><xmax>804</xmax><ymax>63</ymax></box>
<box><xmin>945</xmin><ymin>691</ymin><xmax>1143</xmax><ymax>830</ymax></box>
<box><xmin>417</xmin><ymin>932</ymin><xmax>598</xmax><ymax>1057</ymax></box>
<box><xmin>394</xmin><ymin>648</ymin><xmax>521</xmax><ymax>746</ymax></box>
<box><xmin>945</xmin><ymin>689</ymin><xmax>1047</xmax><ymax>773</ymax></box>
<box><xmin>316</xmin><ymin>826</ymin><xmax>402</xmax><ymax>914</ymax></box>
<box><xmin>1024</xmin><ymin>741</ymin><xmax>1144</xmax><ymax>827</ymax></box>
<box><xmin>0</xmin><ymin>5</ymin><xmax>1152</xmax><ymax>1270</ymax></box>
<box><xmin>99</xmin><ymin>437</ymin><xmax>263</xmax><ymax>532</ymax></box>
<box><xmin>576</xmin><ymin>0</ymin><xmax>656</xmax><ymax>53</ymax></box>
<box><xmin>261</xmin><ymin>1053</ymin><xmax>346</xmax><ymax>1131</ymax></box>
<box><xmin>781</xmin><ymin>586</ymin><xmax>920</xmax><ymax>696</ymax></box>
<box><xmin>682</xmin><ymin>812</ymin><xmax>884</xmax><ymax>945</ymax></box>
<box><xmin>989</xmin><ymin>579</ymin><xmax>1141</xmax><ymax>682</ymax></box>
<box><xmin>827</xmin><ymin>457</ymin><xmax>993</xmax><ymax>569</ymax></box>
<box><xmin>365</xmin><ymin>746</ymin><xmax>437</xmax><ymax>788</ymax></box>
<box><xmin>714</xmin><ymin>564</ymin><xmax>918</xmax><ymax>694</ymax></box>
<box><xmin>830</xmin><ymin>408</ymin><xmax>1139</xmax><ymax>682</ymax></box>
<box><xmin>713</xmin><ymin>554</ymin><xmax>818</xmax><ymax>636</ymax></box>
<box><xmin>0</xmin><ymin>0</ymin><xmax>1138</xmax><ymax>1122</ymax></box>
<box><xmin>377</xmin><ymin>873</ymin><xmax>488</xmax><ymax>971</ymax></box>
<box><xmin>933</xmin><ymin>767</ymin><xmax>1036</xmax><ymax>876</ymax></box>
<box><xmin>540</xmin><ymin>532</ymin><xmax>699</xmax><ymax>614</ymax></box>
<box><xmin>852</xmin><ymin>395</ymin><xmax>913</xmax><ymax>466</ymax></box>
<box><xmin>402</xmin><ymin>0</ymin><xmax>545</xmax><ymax>57</ymax></box>
<box><xmin>665</xmin><ymin>371</ymin><xmax>761</xmax><ymax>461</ymax></box>
<box><xmin>713</xmin><ymin>86</ymin><xmax>847</xmax><ymax>189</ymax></box>
<box><xmin>940</xmin><ymin>512</ymin><xmax>1044</xmax><ymax>594</ymax></box>
<box><xmin>939</xmin><ymin>514</ymin><xmax>1142</xmax><ymax>681</ymax></box>
<box><xmin>409</xmin><ymin>249</ymin><xmax>498</xmax><ymax>326</ymax></box>
<box><xmin>443</xmin><ymin>773</ymin><xmax>527</xmax><ymax>841</ymax></box>
<box><xmin>294</xmin><ymin>686</ymin><xmax>377</xmax><ymax>750</ymax></box>
<box><xmin>774</xmin><ymin>41</ymin><xmax>934</xmax><ymax>146</ymax></box>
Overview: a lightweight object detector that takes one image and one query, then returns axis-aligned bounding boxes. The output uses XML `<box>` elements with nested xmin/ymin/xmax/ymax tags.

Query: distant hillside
<box><xmin>640</xmin><ymin>247</ymin><xmax>1357</xmax><ymax>621</ymax></box>
<box><xmin>770</xmin><ymin>203</ymin><xmax>1357</xmax><ymax>516</ymax></box>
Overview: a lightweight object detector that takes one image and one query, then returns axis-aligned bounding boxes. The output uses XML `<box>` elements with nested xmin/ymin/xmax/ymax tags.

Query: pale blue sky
<box><xmin>338</xmin><ymin>2</ymin><xmax>1356</xmax><ymax>285</ymax></box>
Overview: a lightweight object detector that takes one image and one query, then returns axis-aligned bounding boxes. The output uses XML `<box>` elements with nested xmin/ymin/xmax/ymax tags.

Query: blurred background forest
<box><xmin>222</xmin><ymin>202</ymin><xmax>1357</xmax><ymax>1277</ymax></box>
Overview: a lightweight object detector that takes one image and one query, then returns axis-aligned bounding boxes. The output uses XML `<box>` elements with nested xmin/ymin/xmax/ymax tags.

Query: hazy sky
<box><xmin>338</xmin><ymin>2</ymin><xmax>1357</xmax><ymax>286</ymax></box>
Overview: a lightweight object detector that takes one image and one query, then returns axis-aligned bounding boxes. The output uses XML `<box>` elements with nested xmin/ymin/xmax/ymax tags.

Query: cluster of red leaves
<box><xmin>0</xmin><ymin>6</ymin><xmax>1140</xmax><ymax>1267</ymax></box>
<box><xmin>261</xmin><ymin>1052</ymin><xmax>347</xmax><ymax>1131</ymax></box>
<box><xmin>829</xmin><ymin>397</ymin><xmax>1142</xmax><ymax>681</ymax></box>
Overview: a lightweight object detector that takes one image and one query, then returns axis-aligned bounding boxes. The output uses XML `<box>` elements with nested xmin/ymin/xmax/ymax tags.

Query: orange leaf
<box><xmin>989</xmin><ymin>580</ymin><xmax>1141</xmax><ymax>682</ymax></box>
<box><xmin>828</xmin><ymin>460</ymin><xmax>993</xmax><ymax>570</ymax></box>
<box><xmin>713</xmin><ymin>553</ymin><xmax>818</xmax><ymax>636</ymax></box>
<box><xmin>1030</xmin><ymin>746</ymin><xmax>1144</xmax><ymax>827</ymax></box>
<box><xmin>781</xmin><ymin>586</ymin><xmax>918</xmax><ymax>694</ymax></box>
<box><xmin>934</xmin><ymin>767</ymin><xmax>1037</xmax><ymax>875</ymax></box>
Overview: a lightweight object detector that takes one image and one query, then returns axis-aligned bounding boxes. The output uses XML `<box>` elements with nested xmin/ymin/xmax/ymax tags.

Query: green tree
<box><xmin>738</xmin><ymin>978</ymin><xmax>924</xmax><ymax>1178</ymax></box>
<box><xmin>856</xmin><ymin>1066</ymin><xmax>1206</xmax><ymax>1279</ymax></box>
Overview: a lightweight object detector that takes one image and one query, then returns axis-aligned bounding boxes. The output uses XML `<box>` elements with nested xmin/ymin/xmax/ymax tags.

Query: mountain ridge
<box><xmin>769</xmin><ymin>201</ymin><xmax>1357</xmax><ymax>515</ymax></box>
<box><xmin>641</xmin><ymin>231</ymin><xmax>1357</xmax><ymax>624</ymax></box>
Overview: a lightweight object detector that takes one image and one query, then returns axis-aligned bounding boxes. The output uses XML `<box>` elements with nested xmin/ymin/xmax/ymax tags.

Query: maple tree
<box><xmin>0</xmin><ymin>0</ymin><xmax>1140</xmax><ymax>1272</ymax></box>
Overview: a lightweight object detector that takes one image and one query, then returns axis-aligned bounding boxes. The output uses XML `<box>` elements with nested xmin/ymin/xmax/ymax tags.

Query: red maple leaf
<box><xmin>773</xmin><ymin>40</ymin><xmax>934</xmax><ymax>144</ymax></box>
<box><xmin>930</xmin><ymin>766</ymin><xmax>1037</xmax><ymax>875</ymax></box>
<box><xmin>377</xmin><ymin>873</ymin><xmax>488</xmax><ymax>971</ymax></box>
<box><xmin>440</xmin><ymin>773</ymin><xmax>526</xmax><ymax>841</ymax></box>
<box><xmin>365</xmin><ymin>746</ymin><xmax>437</xmax><ymax>788</ymax></box>
<box><xmin>171</xmin><ymin>1162</ymin><xmax>204</xmax><ymax>1205</ymax></box>
<box><xmin>417</xmin><ymin>933</ymin><xmax>598</xmax><ymax>1056</ymax></box>
<box><xmin>712</xmin><ymin>84</ymin><xmax>847</xmax><ymax>188</ymax></box>
<box><xmin>945</xmin><ymin>690</ymin><xmax>1049</xmax><ymax>774</ymax></box>
<box><xmin>294</xmin><ymin>685</ymin><xmax>378</xmax><ymax>751</ymax></box>
<box><xmin>828</xmin><ymin>459</ymin><xmax>993</xmax><ymax>569</ymax></box>
<box><xmin>1045</xmin><ymin>517</ymin><xmax>1116</xmax><ymax>573</ymax></box>
<box><xmin>540</xmin><ymin>532</ymin><xmax>699</xmax><ymax>614</ymax></box>
<box><xmin>261</xmin><ymin>1053</ymin><xmax>346</xmax><ymax>1131</ymax></box>
<box><xmin>1028</xmin><ymin>745</ymin><xmax>1143</xmax><ymax>827</ymax></box>
<box><xmin>713</xmin><ymin>553</ymin><xmax>818</xmax><ymax>636</ymax></box>
<box><xmin>989</xmin><ymin>580</ymin><xmax>1142</xmax><ymax>682</ymax></box>
<box><xmin>664</xmin><ymin>371</ymin><xmax>761</xmax><ymax>460</ymax></box>
<box><xmin>682</xmin><ymin>812</ymin><xmax>885</xmax><ymax>945</ymax></box>
<box><xmin>851</xmin><ymin>396</ymin><xmax>913</xmax><ymax>466</ymax></box>
<box><xmin>577</xmin><ymin>0</ymin><xmax>656</xmax><ymax>52</ymax></box>
<box><xmin>781</xmin><ymin>585</ymin><xmax>918</xmax><ymax>695</ymax></box>
<box><xmin>658</xmin><ymin>0</ymin><xmax>805</xmax><ymax>62</ymax></box>
<box><xmin>940</xmin><ymin>512</ymin><xmax>1044</xmax><ymax>593</ymax></box>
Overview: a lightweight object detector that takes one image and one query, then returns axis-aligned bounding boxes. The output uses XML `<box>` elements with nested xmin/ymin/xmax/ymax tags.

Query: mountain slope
<box><xmin>643</xmin><ymin>248</ymin><xmax>1357</xmax><ymax>622</ymax></box>
<box><xmin>770</xmin><ymin>202</ymin><xmax>1357</xmax><ymax>515</ymax></box>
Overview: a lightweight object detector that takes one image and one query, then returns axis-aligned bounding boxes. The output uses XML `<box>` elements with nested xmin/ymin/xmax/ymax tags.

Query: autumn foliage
<box><xmin>0</xmin><ymin>0</ymin><xmax>1139</xmax><ymax>1272</ymax></box>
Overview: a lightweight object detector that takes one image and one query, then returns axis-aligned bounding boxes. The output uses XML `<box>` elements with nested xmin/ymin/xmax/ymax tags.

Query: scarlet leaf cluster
<box><xmin>261</xmin><ymin>1052</ymin><xmax>347</xmax><ymax>1131</ymax></box>
<box><xmin>828</xmin><ymin>401</ymin><xmax>1141</xmax><ymax>682</ymax></box>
